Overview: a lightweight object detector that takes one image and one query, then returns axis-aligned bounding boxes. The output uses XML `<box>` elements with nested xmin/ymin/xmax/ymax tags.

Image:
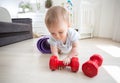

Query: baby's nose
<box><xmin>55</xmin><ymin>34</ymin><xmax>60</xmax><ymax>39</ymax></box>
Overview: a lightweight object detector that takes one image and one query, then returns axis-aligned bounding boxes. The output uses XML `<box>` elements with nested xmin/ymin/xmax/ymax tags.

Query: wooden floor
<box><xmin>0</xmin><ymin>38</ymin><xmax>120</xmax><ymax>83</ymax></box>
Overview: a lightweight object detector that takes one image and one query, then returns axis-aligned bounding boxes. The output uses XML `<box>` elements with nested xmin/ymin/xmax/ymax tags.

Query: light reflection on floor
<box><xmin>103</xmin><ymin>65</ymin><xmax>120</xmax><ymax>83</ymax></box>
<box><xmin>96</xmin><ymin>45</ymin><xmax>120</xmax><ymax>57</ymax></box>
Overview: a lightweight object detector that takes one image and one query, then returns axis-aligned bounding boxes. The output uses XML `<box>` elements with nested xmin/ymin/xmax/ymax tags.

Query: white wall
<box><xmin>0</xmin><ymin>0</ymin><xmax>46</xmax><ymax>18</ymax></box>
<box><xmin>84</xmin><ymin>0</ymin><xmax>120</xmax><ymax>40</ymax></box>
<box><xmin>0</xmin><ymin>0</ymin><xmax>20</xmax><ymax>18</ymax></box>
<box><xmin>97</xmin><ymin>0</ymin><xmax>120</xmax><ymax>40</ymax></box>
<box><xmin>92</xmin><ymin>0</ymin><xmax>102</xmax><ymax>37</ymax></box>
<box><xmin>112</xmin><ymin>0</ymin><xmax>120</xmax><ymax>42</ymax></box>
<box><xmin>98</xmin><ymin>0</ymin><xmax>115</xmax><ymax>38</ymax></box>
<box><xmin>79</xmin><ymin>0</ymin><xmax>102</xmax><ymax>38</ymax></box>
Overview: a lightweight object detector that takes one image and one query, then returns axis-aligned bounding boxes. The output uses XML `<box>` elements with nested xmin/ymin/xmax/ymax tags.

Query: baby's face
<box><xmin>48</xmin><ymin>20</ymin><xmax>69</xmax><ymax>41</ymax></box>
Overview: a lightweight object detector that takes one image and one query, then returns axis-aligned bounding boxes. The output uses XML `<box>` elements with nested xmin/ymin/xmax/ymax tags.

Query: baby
<box><xmin>45</xmin><ymin>6</ymin><xmax>79</xmax><ymax>65</ymax></box>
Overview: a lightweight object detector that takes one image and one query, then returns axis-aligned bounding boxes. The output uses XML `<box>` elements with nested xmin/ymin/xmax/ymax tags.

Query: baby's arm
<box><xmin>68</xmin><ymin>40</ymin><xmax>79</xmax><ymax>57</ymax></box>
<box><xmin>50</xmin><ymin>45</ymin><xmax>59</xmax><ymax>56</ymax></box>
<box><xmin>63</xmin><ymin>41</ymin><xmax>79</xmax><ymax>65</ymax></box>
<box><xmin>50</xmin><ymin>45</ymin><xmax>65</xmax><ymax>70</ymax></box>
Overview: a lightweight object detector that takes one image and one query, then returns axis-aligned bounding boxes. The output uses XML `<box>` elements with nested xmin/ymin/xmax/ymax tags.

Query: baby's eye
<box><xmin>59</xmin><ymin>32</ymin><xmax>63</xmax><ymax>34</ymax></box>
<box><xmin>51</xmin><ymin>33</ymin><xmax>55</xmax><ymax>35</ymax></box>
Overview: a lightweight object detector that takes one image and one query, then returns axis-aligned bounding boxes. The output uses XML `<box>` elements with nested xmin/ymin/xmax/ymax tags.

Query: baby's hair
<box><xmin>45</xmin><ymin>6</ymin><xmax>69</xmax><ymax>28</ymax></box>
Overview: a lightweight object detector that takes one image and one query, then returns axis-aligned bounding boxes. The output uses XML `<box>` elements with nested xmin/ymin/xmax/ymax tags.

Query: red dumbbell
<box><xmin>82</xmin><ymin>54</ymin><xmax>103</xmax><ymax>77</ymax></box>
<box><xmin>49</xmin><ymin>55</ymin><xmax>79</xmax><ymax>72</ymax></box>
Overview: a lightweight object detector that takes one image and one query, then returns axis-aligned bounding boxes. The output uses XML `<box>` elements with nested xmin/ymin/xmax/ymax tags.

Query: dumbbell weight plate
<box><xmin>71</xmin><ymin>57</ymin><xmax>79</xmax><ymax>72</ymax></box>
<box><xmin>49</xmin><ymin>56</ymin><xmax>58</xmax><ymax>71</ymax></box>
<box><xmin>90</xmin><ymin>54</ymin><xmax>103</xmax><ymax>67</ymax></box>
<box><xmin>82</xmin><ymin>61</ymin><xmax>98</xmax><ymax>77</ymax></box>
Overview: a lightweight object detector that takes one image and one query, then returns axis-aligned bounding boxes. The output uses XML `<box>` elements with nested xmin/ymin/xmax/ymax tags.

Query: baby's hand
<box><xmin>63</xmin><ymin>56</ymin><xmax>71</xmax><ymax>65</ymax></box>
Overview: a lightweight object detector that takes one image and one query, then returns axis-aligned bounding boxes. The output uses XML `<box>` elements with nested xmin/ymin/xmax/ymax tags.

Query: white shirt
<box><xmin>48</xmin><ymin>28</ymin><xmax>79</xmax><ymax>54</ymax></box>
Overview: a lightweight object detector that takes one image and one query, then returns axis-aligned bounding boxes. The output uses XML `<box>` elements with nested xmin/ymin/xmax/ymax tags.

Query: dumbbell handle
<box><xmin>58</xmin><ymin>58</ymin><xmax>79</xmax><ymax>72</ymax></box>
<box><xmin>90</xmin><ymin>59</ymin><xmax>99</xmax><ymax>67</ymax></box>
<box><xmin>58</xmin><ymin>60</ymin><xmax>71</xmax><ymax>67</ymax></box>
<box><xmin>90</xmin><ymin>55</ymin><xmax>103</xmax><ymax>67</ymax></box>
